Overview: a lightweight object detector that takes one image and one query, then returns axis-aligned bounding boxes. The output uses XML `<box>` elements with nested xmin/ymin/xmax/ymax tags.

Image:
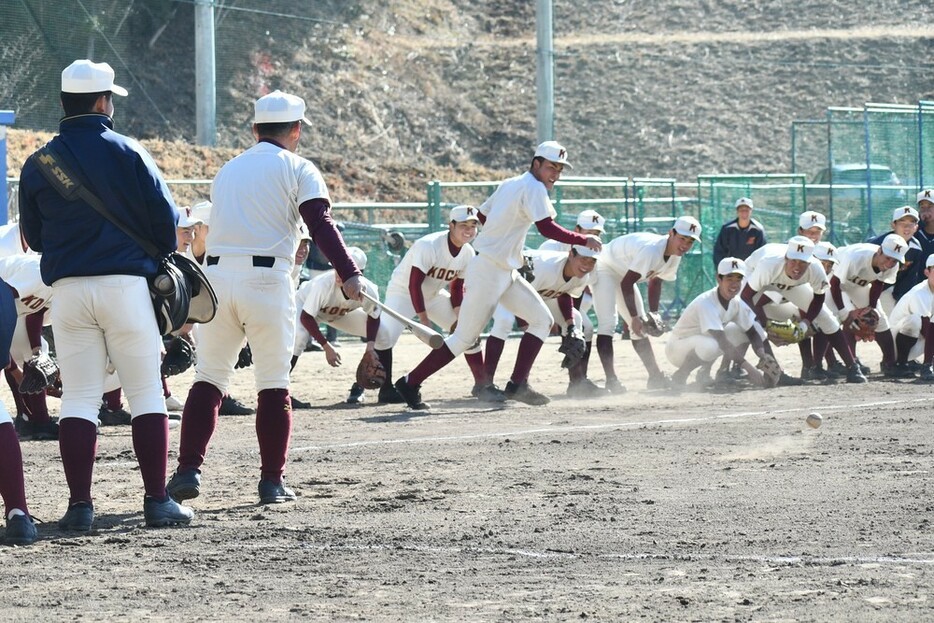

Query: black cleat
<box><xmin>58</xmin><ymin>501</ymin><xmax>94</xmax><ymax>531</ymax></box>
<box><xmin>219</xmin><ymin>396</ymin><xmax>255</xmax><ymax>416</ymax></box>
<box><xmin>290</xmin><ymin>396</ymin><xmax>313</xmax><ymax>410</ymax></box>
<box><xmin>882</xmin><ymin>362</ymin><xmax>915</xmax><ymax>379</ymax></box>
<box><xmin>476</xmin><ymin>384</ymin><xmax>508</xmax><ymax>403</ymax></box>
<box><xmin>258</xmin><ymin>479</ymin><xmax>296</xmax><ymax>504</ymax></box>
<box><xmin>504</xmin><ymin>381</ymin><xmax>550</xmax><ymax>406</ymax></box>
<box><xmin>4</xmin><ymin>513</ymin><xmax>37</xmax><ymax>545</ymax></box>
<box><xmin>346</xmin><ymin>383</ymin><xmax>365</xmax><ymax>404</ymax></box>
<box><xmin>919</xmin><ymin>364</ymin><xmax>934</xmax><ymax>383</ymax></box>
<box><xmin>394</xmin><ymin>377</ymin><xmax>430</xmax><ymax>410</ymax></box>
<box><xmin>567</xmin><ymin>378</ymin><xmax>609</xmax><ymax>398</ymax></box>
<box><xmin>98</xmin><ymin>405</ymin><xmax>131</xmax><ymax>426</ymax></box>
<box><xmin>646</xmin><ymin>373</ymin><xmax>672</xmax><ymax>390</ymax></box>
<box><xmin>777</xmin><ymin>372</ymin><xmax>804</xmax><ymax>387</ymax></box>
<box><xmin>143</xmin><ymin>496</ymin><xmax>194</xmax><ymax>527</ymax></box>
<box><xmin>377</xmin><ymin>384</ymin><xmax>406</xmax><ymax>404</ymax></box>
<box><xmin>604</xmin><ymin>377</ymin><xmax>627</xmax><ymax>394</ymax></box>
<box><xmin>166</xmin><ymin>468</ymin><xmax>202</xmax><ymax>501</ymax></box>
<box><xmin>801</xmin><ymin>366</ymin><xmax>829</xmax><ymax>382</ymax></box>
<box><xmin>846</xmin><ymin>363</ymin><xmax>868</xmax><ymax>384</ymax></box>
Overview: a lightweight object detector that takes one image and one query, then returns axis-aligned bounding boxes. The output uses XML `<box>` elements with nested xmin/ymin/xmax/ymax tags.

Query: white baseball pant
<box><xmin>593</xmin><ymin>265</ymin><xmax>646</xmax><ymax>340</ymax></box>
<box><xmin>757</xmin><ymin>285</ymin><xmax>841</xmax><ymax>334</ymax></box>
<box><xmin>890</xmin><ymin>314</ymin><xmax>926</xmax><ymax>360</ymax></box>
<box><xmin>825</xmin><ymin>286</ymin><xmax>890</xmax><ymax>332</ymax></box>
<box><xmin>378</xmin><ymin>291</ymin><xmax>481</xmax><ymax>355</ymax></box>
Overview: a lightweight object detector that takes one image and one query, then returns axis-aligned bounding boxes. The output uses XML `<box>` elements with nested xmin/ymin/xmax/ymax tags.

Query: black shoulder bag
<box><xmin>29</xmin><ymin>144</ymin><xmax>217</xmax><ymax>335</ymax></box>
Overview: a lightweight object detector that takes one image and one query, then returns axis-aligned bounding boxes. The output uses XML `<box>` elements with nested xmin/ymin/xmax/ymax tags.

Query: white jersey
<box><xmin>746</xmin><ymin>247</ymin><xmax>830</xmax><ymax>295</ymax></box>
<box><xmin>671</xmin><ymin>287</ymin><xmax>755</xmax><ymax>340</ymax></box>
<box><xmin>835</xmin><ymin>243</ymin><xmax>898</xmax><ymax>292</ymax></box>
<box><xmin>525</xmin><ymin>250</ymin><xmax>593</xmax><ymax>299</ymax></box>
<box><xmin>0</xmin><ymin>222</ymin><xmax>33</xmax><ymax>258</ymax></box>
<box><xmin>386</xmin><ymin>231</ymin><xmax>475</xmax><ymax>300</ymax></box>
<box><xmin>301</xmin><ymin>272</ymin><xmax>379</xmax><ymax>323</ymax></box>
<box><xmin>471</xmin><ymin>172</ymin><xmax>557</xmax><ymax>270</ymax></box>
<box><xmin>0</xmin><ymin>254</ymin><xmax>53</xmax><ymax>316</ymax></box>
<box><xmin>599</xmin><ymin>232</ymin><xmax>681</xmax><ymax>282</ymax></box>
<box><xmin>889</xmin><ymin>280</ymin><xmax>934</xmax><ymax>329</ymax></box>
<box><xmin>744</xmin><ymin>243</ymin><xmax>785</xmax><ymax>273</ymax></box>
<box><xmin>538</xmin><ymin>238</ymin><xmax>570</xmax><ymax>253</ymax></box>
<box><xmin>208</xmin><ymin>142</ymin><xmax>330</xmax><ymax>262</ymax></box>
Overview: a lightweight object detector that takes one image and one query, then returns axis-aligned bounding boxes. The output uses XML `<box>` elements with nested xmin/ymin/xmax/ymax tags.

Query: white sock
<box><xmin>7</xmin><ymin>508</ymin><xmax>26</xmax><ymax>520</ymax></box>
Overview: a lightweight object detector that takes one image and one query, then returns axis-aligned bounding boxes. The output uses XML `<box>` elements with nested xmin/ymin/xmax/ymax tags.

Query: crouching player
<box><xmin>888</xmin><ymin>255</ymin><xmax>934</xmax><ymax>381</ymax></box>
<box><xmin>296</xmin><ymin>247</ymin><xmax>388</xmax><ymax>404</ymax></box>
<box><xmin>485</xmin><ymin>245</ymin><xmax>601</xmax><ymax>398</ymax></box>
<box><xmin>742</xmin><ymin>236</ymin><xmax>867</xmax><ymax>384</ymax></box>
<box><xmin>666</xmin><ymin>258</ymin><xmax>770</xmax><ymax>387</ymax></box>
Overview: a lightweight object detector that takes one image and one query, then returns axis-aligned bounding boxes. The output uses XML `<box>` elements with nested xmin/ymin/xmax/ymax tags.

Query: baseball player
<box><xmin>484</xmin><ymin>246</ymin><xmax>602</xmax><ymax>397</ymax></box>
<box><xmin>294</xmin><ymin>247</ymin><xmax>385</xmax><ymax>404</ymax></box>
<box><xmin>0</xmin><ymin>254</ymin><xmax>57</xmax><ymax>440</ymax></box>
<box><xmin>740</xmin><ymin>236</ymin><xmax>867</xmax><ymax>384</ymax></box>
<box><xmin>375</xmin><ymin>205</ymin><xmax>489</xmax><ymax>402</ymax></box>
<box><xmin>827</xmin><ymin>234</ymin><xmax>909</xmax><ymax>377</ymax></box>
<box><xmin>712</xmin><ymin>197</ymin><xmax>767</xmax><ymax>266</ymax></box>
<box><xmin>869</xmin><ymin>206</ymin><xmax>923</xmax><ymax>316</ymax></box>
<box><xmin>394</xmin><ymin>141</ymin><xmax>602</xmax><ymax>409</ymax></box>
<box><xmin>914</xmin><ymin>190</ymin><xmax>934</xmax><ymax>268</ymax></box>
<box><xmin>167</xmin><ymin>90</ymin><xmax>364</xmax><ymax>506</ymax></box>
<box><xmin>888</xmin><ymin>255</ymin><xmax>934</xmax><ymax>380</ymax></box>
<box><xmin>538</xmin><ymin>209</ymin><xmax>604</xmax><ymax>387</ymax></box>
<box><xmin>18</xmin><ymin>59</ymin><xmax>193</xmax><ymax>530</ymax></box>
<box><xmin>666</xmin><ymin>258</ymin><xmax>768</xmax><ymax>386</ymax></box>
<box><xmin>593</xmin><ymin>216</ymin><xmax>702</xmax><ymax>391</ymax></box>
<box><xmin>0</xmin><ymin>277</ymin><xmax>36</xmax><ymax>545</ymax></box>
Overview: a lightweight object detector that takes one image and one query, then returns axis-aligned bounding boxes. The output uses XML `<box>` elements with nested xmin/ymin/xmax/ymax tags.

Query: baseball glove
<box><xmin>642</xmin><ymin>312</ymin><xmax>669</xmax><ymax>338</ymax></box>
<box><xmin>843</xmin><ymin>308</ymin><xmax>879</xmax><ymax>342</ymax></box>
<box><xmin>161</xmin><ymin>336</ymin><xmax>195</xmax><ymax>377</ymax></box>
<box><xmin>355</xmin><ymin>350</ymin><xmax>387</xmax><ymax>390</ymax></box>
<box><xmin>558</xmin><ymin>327</ymin><xmax>587</xmax><ymax>369</ymax></box>
<box><xmin>235</xmin><ymin>343</ymin><xmax>253</xmax><ymax>369</ymax></box>
<box><xmin>756</xmin><ymin>354</ymin><xmax>782</xmax><ymax>389</ymax></box>
<box><xmin>19</xmin><ymin>352</ymin><xmax>60</xmax><ymax>394</ymax></box>
<box><xmin>765</xmin><ymin>319</ymin><xmax>807</xmax><ymax>345</ymax></box>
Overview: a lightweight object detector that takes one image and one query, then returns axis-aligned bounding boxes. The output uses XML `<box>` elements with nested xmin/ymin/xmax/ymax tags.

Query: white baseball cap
<box><xmin>572</xmin><ymin>244</ymin><xmax>599</xmax><ymax>258</ymax></box>
<box><xmin>717</xmin><ymin>257</ymin><xmax>747</xmax><ymax>276</ymax></box>
<box><xmin>449</xmin><ymin>205</ymin><xmax>480</xmax><ymax>223</ymax></box>
<box><xmin>576</xmin><ymin>209</ymin><xmax>605</xmax><ymax>232</ymax></box>
<box><xmin>190</xmin><ymin>201</ymin><xmax>212</xmax><ymax>226</ymax></box>
<box><xmin>348</xmin><ymin>246</ymin><xmax>368</xmax><ymax>271</ymax></box>
<box><xmin>672</xmin><ymin>215</ymin><xmax>702</xmax><ymax>241</ymax></box>
<box><xmin>799</xmin><ymin>211</ymin><xmax>827</xmax><ymax>231</ymax></box>
<box><xmin>297</xmin><ymin>223</ymin><xmax>312</xmax><ymax>243</ymax></box>
<box><xmin>785</xmin><ymin>235</ymin><xmax>815</xmax><ymax>261</ymax></box>
<box><xmin>61</xmin><ymin>59</ymin><xmax>127</xmax><ymax>96</ymax></box>
<box><xmin>254</xmin><ymin>90</ymin><xmax>311</xmax><ymax>125</ymax></box>
<box><xmin>880</xmin><ymin>233</ymin><xmax>908</xmax><ymax>263</ymax></box>
<box><xmin>813</xmin><ymin>241</ymin><xmax>839</xmax><ymax>264</ymax></box>
<box><xmin>892</xmin><ymin>205</ymin><xmax>919</xmax><ymax>222</ymax></box>
<box><xmin>734</xmin><ymin>197</ymin><xmax>754</xmax><ymax>210</ymax></box>
<box><xmin>176</xmin><ymin>206</ymin><xmax>202</xmax><ymax>228</ymax></box>
<box><xmin>534</xmin><ymin>141</ymin><xmax>572</xmax><ymax>168</ymax></box>
<box><xmin>917</xmin><ymin>189</ymin><xmax>934</xmax><ymax>206</ymax></box>
<box><xmin>926</xmin><ymin>255</ymin><xmax>934</xmax><ymax>268</ymax></box>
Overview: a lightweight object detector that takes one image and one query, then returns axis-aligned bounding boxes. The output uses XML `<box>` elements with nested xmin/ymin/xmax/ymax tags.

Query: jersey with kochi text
<box><xmin>835</xmin><ymin>243</ymin><xmax>899</xmax><ymax>292</ymax></box>
<box><xmin>301</xmin><ymin>272</ymin><xmax>380</xmax><ymax>324</ymax></box>
<box><xmin>208</xmin><ymin>141</ymin><xmax>330</xmax><ymax>262</ymax></box>
<box><xmin>746</xmin><ymin>247</ymin><xmax>830</xmax><ymax>295</ymax></box>
<box><xmin>386</xmin><ymin>231</ymin><xmax>475</xmax><ymax>300</ymax></box>
<box><xmin>524</xmin><ymin>250</ymin><xmax>593</xmax><ymax>299</ymax></box>
<box><xmin>471</xmin><ymin>172</ymin><xmax>557</xmax><ymax>270</ymax></box>
<box><xmin>0</xmin><ymin>254</ymin><xmax>53</xmax><ymax>316</ymax></box>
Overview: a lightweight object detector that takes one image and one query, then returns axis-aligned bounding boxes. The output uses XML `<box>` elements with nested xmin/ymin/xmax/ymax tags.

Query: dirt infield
<box><xmin>4</xmin><ymin>333</ymin><xmax>934</xmax><ymax>621</ymax></box>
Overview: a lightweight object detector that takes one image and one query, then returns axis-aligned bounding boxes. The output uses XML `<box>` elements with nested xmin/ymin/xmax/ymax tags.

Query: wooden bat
<box><xmin>360</xmin><ymin>291</ymin><xmax>444</xmax><ymax>349</ymax></box>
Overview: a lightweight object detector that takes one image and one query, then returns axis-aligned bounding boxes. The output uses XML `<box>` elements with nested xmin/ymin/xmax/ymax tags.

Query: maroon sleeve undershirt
<box><xmin>535</xmin><ymin>218</ymin><xmax>589</xmax><ymax>246</ymax></box>
<box><xmin>804</xmin><ymin>292</ymin><xmax>825</xmax><ymax>322</ymax></box>
<box><xmin>299</xmin><ymin>198</ymin><xmax>361</xmax><ymax>282</ymax></box>
<box><xmin>366</xmin><ymin>315</ymin><xmax>379</xmax><ymax>342</ymax></box>
<box><xmin>450</xmin><ymin>278</ymin><xmax>465</xmax><ymax>308</ymax></box>
<box><xmin>557</xmin><ymin>294</ymin><xmax>574</xmax><ymax>324</ymax></box>
<box><xmin>408</xmin><ymin>267</ymin><xmax>428</xmax><ymax>314</ymax></box>
<box><xmin>741</xmin><ymin>284</ymin><xmax>767</xmax><ymax>326</ymax></box>
<box><xmin>620</xmin><ymin>270</ymin><xmax>643</xmax><ymax>318</ymax></box>
<box><xmin>647</xmin><ymin>278</ymin><xmax>662</xmax><ymax>313</ymax></box>
<box><xmin>300</xmin><ymin>310</ymin><xmax>329</xmax><ymax>346</ymax></box>
<box><xmin>868</xmin><ymin>280</ymin><xmax>884</xmax><ymax>308</ymax></box>
<box><xmin>829</xmin><ymin>276</ymin><xmax>846</xmax><ymax>310</ymax></box>
<box><xmin>924</xmin><ymin>317</ymin><xmax>934</xmax><ymax>364</ymax></box>
<box><xmin>25</xmin><ymin>311</ymin><xmax>44</xmax><ymax>350</ymax></box>
<box><xmin>476</xmin><ymin>212</ymin><xmax>487</xmax><ymax>225</ymax></box>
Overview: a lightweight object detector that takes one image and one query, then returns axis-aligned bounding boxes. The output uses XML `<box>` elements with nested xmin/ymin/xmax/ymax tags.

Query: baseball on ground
<box><xmin>806</xmin><ymin>412</ymin><xmax>823</xmax><ymax>429</ymax></box>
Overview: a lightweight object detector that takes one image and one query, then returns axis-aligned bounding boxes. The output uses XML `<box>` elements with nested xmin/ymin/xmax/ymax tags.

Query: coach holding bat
<box><xmin>168</xmin><ymin>90</ymin><xmax>363</xmax><ymax>505</ymax></box>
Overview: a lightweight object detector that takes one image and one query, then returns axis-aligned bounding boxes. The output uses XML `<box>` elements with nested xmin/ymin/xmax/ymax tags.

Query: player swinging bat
<box><xmin>360</xmin><ymin>291</ymin><xmax>443</xmax><ymax>349</ymax></box>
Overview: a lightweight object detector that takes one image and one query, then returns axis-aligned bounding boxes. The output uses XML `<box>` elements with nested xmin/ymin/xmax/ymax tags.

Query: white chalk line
<box><xmin>291</xmin><ymin>396</ymin><xmax>934</xmax><ymax>453</ymax></box>
<box><xmin>297</xmin><ymin>541</ymin><xmax>934</xmax><ymax>567</ymax></box>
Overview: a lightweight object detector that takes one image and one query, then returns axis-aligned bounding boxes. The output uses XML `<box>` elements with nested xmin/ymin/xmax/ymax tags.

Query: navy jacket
<box><xmin>713</xmin><ymin>218</ymin><xmax>767</xmax><ymax>266</ymax></box>
<box><xmin>869</xmin><ymin>231</ymin><xmax>923</xmax><ymax>301</ymax></box>
<box><xmin>18</xmin><ymin>114</ymin><xmax>178</xmax><ymax>285</ymax></box>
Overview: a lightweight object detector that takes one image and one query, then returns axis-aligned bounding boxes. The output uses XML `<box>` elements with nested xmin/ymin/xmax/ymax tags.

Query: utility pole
<box><xmin>535</xmin><ymin>0</ymin><xmax>555</xmax><ymax>144</ymax></box>
<box><xmin>195</xmin><ymin>0</ymin><xmax>216</xmax><ymax>146</ymax></box>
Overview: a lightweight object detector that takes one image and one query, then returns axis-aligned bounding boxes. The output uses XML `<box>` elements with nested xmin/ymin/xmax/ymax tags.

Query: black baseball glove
<box><xmin>161</xmin><ymin>336</ymin><xmax>195</xmax><ymax>377</ymax></box>
<box><xmin>559</xmin><ymin>326</ymin><xmax>587</xmax><ymax>369</ymax></box>
<box><xmin>235</xmin><ymin>343</ymin><xmax>253</xmax><ymax>369</ymax></box>
<box><xmin>642</xmin><ymin>312</ymin><xmax>669</xmax><ymax>338</ymax></box>
<box><xmin>19</xmin><ymin>352</ymin><xmax>60</xmax><ymax>394</ymax></box>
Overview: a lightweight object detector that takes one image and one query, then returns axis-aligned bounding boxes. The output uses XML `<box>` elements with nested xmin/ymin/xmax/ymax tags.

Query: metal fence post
<box><xmin>0</xmin><ymin>111</ymin><xmax>14</xmax><ymax>225</ymax></box>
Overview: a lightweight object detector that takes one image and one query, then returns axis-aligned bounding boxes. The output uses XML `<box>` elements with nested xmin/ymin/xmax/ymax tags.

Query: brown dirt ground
<box><xmin>4</xmin><ymin>333</ymin><xmax>934</xmax><ymax>621</ymax></box>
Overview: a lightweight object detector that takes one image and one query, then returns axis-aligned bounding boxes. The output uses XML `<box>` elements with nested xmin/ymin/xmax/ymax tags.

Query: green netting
<box><xmin>922</xmin><ymin>102</ymin><xmax>934</xmax><ymax>189</ymax></box>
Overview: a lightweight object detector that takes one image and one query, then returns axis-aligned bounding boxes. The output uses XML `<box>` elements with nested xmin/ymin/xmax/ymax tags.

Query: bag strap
<box><xmin>31</xmin><ymin>144</ymin><xmax>162</xmax><ymax>259</ymax></box>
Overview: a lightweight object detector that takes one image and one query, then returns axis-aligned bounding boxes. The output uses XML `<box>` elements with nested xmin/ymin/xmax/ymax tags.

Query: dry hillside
<box><xmin>6</xmin><ymin>0</ymin><xmax>934</xmax><ymax>201</ymax></box>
